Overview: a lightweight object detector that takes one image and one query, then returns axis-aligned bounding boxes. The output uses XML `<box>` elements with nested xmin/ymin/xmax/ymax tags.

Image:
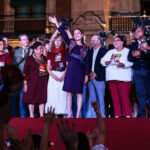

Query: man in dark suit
<box><xmin>13</xmin><ymin>34</ymin><xmax>30</xmax><ymax>117</ymax></box>
<box><xmin>128</xmin><ymin>26</ymin><xmax>150</xmax><ymax>118</ymax></box>
<box><xmin>87</xmin><ymin>34</ymin><xmax>107</xmax><ymax>118</ymax></box>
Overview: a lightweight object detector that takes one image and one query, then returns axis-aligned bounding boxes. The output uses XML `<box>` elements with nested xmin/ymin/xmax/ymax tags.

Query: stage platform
<box><xmin>9</xmin><ymin>118</ymin><xmax>150</xmax><ymax>150</ymax></box>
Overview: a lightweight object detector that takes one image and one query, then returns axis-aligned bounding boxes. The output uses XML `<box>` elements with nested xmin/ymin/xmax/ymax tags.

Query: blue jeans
<box><xmin>0</xmin><ymin>78</ymin><xmax>18</xmax><ymax>117</ymax></box>
<box><xmin>134</xmin><ymin>70</ymin><xmax>150</xmax><ymax>118</ymax></box>
<box><xmin>9</xmin><ymin>96</ymin><xmax>18</xmax><ymax>117</ymax></box>
<box><xmin>87</xmin><ymin>80</ymin><xmax>106</xmax><ymax>118</ymax></box>
<box><xmin>81</xmin><ymin>84</ymin><xmax>87</xmax><ymax>118</ymax></box>
<box><xmin>0</xmin><ymin>78</ymin><xmax>4</xmax><ymax>91</ymax></box>
<box><xmin>19</xmin><ymin>91</ymin><xmax>27</xmax><ymax>117</ymax></box>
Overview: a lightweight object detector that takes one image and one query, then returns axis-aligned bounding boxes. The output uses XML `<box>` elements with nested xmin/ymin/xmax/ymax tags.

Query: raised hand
<box><xmin>43</xmin><ymin>106</ymin><xmax>56</xmax><ymax>127</ymax></box>
<box><xmin>10</xmin><ymin>129</ymin><xmax>34</xmax><ymax>150</ymax></box>
<box><xmin>91</xmin><ymin>101</ymin><xmax>106</xmax><ymax>146</ymax></box>
<box><xmin>48</xmin><ymin>16</ymin><xmax>60</xmax><ymax>28</ymax></box>
<box><xmin>57</xmin><ymin>121</ymin><xmax>78</xmax><ymax>150</ymax></box>
<box><xmin>87</xmin><ymin>128</ymin><xmax>99</xmax><ymax>148</ymax></box>
<box><xmin>5</xmin><ymin>124</ymin><xmax>18</xmax><ymax>141</ymax></box>
<box><xmin>91</xmin><ymin>101</ymin><xmax>99</xmax><ymax>114</ymax></box>
<box><xmin>40</xmin><ymin>106</ymin><xmax>55</xmax><ymax>150</ymax></box>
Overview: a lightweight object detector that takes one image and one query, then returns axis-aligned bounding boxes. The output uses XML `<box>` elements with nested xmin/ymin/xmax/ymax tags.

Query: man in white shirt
<box><xmin>87</xmin><ymin>35</ymin><xmax>107</xmax><ymax>118</ymax></box>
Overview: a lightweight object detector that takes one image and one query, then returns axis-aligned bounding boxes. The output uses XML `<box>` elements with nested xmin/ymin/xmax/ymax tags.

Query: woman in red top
<box><xmin>0</xmin><ymin>38</ymin><xmax>12</xmax><ymax>79</ymax></box>
<box><xmin>45</xmin><ymin>31</ymin><xmax>67</xmax><ymax>115</ymax></box>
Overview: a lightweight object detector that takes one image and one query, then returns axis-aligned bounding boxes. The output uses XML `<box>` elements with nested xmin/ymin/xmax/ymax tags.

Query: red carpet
<box><xmin>9</xmin><ymin>118</ymin><xmax>150</xmax><ymax>150</ymax></box>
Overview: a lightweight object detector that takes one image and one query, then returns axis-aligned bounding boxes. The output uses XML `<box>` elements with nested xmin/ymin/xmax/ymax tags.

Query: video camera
<box><xmin>59</xmin><ymin>17</ymin><xmax>73</xmax><ymax>30</ymax></box>
<box><xmin>99</xmin><ymin>30</ymin><xmax>117</xmax><ymax>41</ymax></box>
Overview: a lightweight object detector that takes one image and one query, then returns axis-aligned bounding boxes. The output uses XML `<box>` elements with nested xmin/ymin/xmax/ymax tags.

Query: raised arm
<box><xmin>88</xmin><ymin>102</ymin><xmax>106</xmax><ymax>146</ymax></box>
<box><xmin>49</xmin><ymin>30</ymin><xmax>59</xmax><ymax>51</ymax></box>
<box><xmin>57</xmin><ymin>121</ymin><xmax>78</xmax><ymax>150</ymax></box>
<box><xmin>65</xmin><ymin>28</ymin><xmax>73</xmax><ymax>39</ymax></box>
<box><xmin>49</xmin><ymin>16</ymin><xmax>60</xmax><ymax>28</ymax></box>
<box><xmin>49</xmin><ymin>16</ymin><xmax>71</xmax><ymax>45</ymax></box>
<box><xmin>40</xmin><ymin>107</ymin><xmax>55</xmax><ymax>150</ymax></box>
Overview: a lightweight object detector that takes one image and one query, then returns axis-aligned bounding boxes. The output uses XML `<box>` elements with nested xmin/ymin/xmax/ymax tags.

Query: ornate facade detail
<box><xmin>72</xmin><ymin>11</ymin><xmax>105</xmax><ymax>33</ymax></box>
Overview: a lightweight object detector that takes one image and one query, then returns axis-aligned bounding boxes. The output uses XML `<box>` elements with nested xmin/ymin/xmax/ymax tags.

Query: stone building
<box><xmin>0</xmin><ymin>0</ymin><xmax>149</xmax><ymax>45</ymax></box>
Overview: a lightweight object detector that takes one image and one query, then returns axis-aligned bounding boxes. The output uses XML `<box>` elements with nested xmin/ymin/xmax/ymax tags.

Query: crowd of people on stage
<box><xmin>0</xmin><ymin>16</ymin><xmax>150</xmax><ymax>119</ymax></box>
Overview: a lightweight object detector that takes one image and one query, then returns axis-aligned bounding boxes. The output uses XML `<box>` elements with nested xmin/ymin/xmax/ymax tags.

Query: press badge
<box><xmin>55</xmin><ymin>54</ymin><xmax>61</xmax><ymax>62</ymax></box>
<box><xmin>59</xmin><ymin>62</ymin><xmax>64</xmax><ymax>68</ymax></box>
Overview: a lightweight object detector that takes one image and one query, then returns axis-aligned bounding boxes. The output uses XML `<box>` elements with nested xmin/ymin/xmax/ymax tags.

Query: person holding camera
<box><xmin>49</xmin><ymin>16</ymin><xmax>90</xmax><ymax>118</ymax></box>
<box><xmin>128</xmin><ymin>26</ymin><xmax>150</xmax><ymax>118</ymax></box>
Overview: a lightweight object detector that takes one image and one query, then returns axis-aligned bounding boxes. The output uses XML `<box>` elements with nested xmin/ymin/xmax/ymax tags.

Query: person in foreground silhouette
<box><xmin>57</xmin><ymin>101</ymin><xmax>108</xmax><ymax>150</ymax></box>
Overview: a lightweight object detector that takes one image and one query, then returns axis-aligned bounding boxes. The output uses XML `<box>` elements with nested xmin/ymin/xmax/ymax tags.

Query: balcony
<box><xmin>109</xmin><ymin>14</ymin><xmax>150</xmax><ymax>33</ymax></box>
<box><xmin>0</xmin><ymin>17</ymin><xmax>47</xmax><ymax>38</ymax></box>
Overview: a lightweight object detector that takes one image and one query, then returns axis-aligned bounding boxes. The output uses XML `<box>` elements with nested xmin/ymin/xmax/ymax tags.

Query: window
<box><xmin>16</xmin><ymin>5</ymin><xmax>29</xmax><ymax>18</ymax></box>
<box><xmin>16</xmin><ymin>4</ymin><xmax>45</xmax><ymax>19</ymax></box>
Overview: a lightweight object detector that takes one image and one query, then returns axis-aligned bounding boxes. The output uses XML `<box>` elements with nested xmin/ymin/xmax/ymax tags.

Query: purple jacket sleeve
<box><xmin>58</xmin><ymin>27</ymin><xmax>71</xmax><ymax>45</ymax></box>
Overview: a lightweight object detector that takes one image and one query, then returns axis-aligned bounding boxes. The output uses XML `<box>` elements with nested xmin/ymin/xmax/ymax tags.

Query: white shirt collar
<box><xmin>93</xmin><ymin>46</ymin><xmax>101</xmax><ymax>51</ymax></box>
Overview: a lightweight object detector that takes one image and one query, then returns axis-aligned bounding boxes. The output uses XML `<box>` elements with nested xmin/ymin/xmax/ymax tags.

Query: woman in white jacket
<box><xmin>101</xmin><ymin>35</ymin><xmax>133</xmax><ymax>118</ymax></box>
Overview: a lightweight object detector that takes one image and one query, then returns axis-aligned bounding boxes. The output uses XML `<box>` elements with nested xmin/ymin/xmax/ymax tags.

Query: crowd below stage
<box><xmin>0</xmin><ymin>16</ymin><xmax>150</xmax><ymax>119</ymax></box>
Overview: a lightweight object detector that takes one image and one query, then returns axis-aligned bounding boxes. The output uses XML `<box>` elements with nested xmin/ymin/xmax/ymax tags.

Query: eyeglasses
<box><xmin>36</xmin><ymin>47</ymin><xmax>43</xmax><ymax>50</ymax></box>
<box><xmin>135</xmin><ymin>30</ymin><xmax>143</xmax><ymax>34</ymax></box>
<box><xmin>113</xmin><ymin>40</ymin><xmax>121</xmax><ymax>43</ymax></box>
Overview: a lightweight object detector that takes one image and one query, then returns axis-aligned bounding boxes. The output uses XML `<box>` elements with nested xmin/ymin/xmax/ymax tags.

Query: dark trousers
<box><xmin>134</xmin><ymin>70</ymin><xmax>150</xmax><ymax>118</ymax></box>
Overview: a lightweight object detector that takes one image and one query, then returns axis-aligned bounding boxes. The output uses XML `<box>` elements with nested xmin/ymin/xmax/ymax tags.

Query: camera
<box><xmin>99</xmin><ymin>30</ymin><xmax>117</xmax><ymax>42</ymax></box>
<box><xmin>99</xmin><ymin>31</ymin><xmax>109</xmax><ymax>41</ymax></box>
<box><xmin>143</xmin><ymin>18</ymin><xmax>150</xmax><ymax>38</ymax></box>
<box><xmin>59</xmin><ymin>17</ymin><xmax>73</xmax><ymax>30</ymax></box>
